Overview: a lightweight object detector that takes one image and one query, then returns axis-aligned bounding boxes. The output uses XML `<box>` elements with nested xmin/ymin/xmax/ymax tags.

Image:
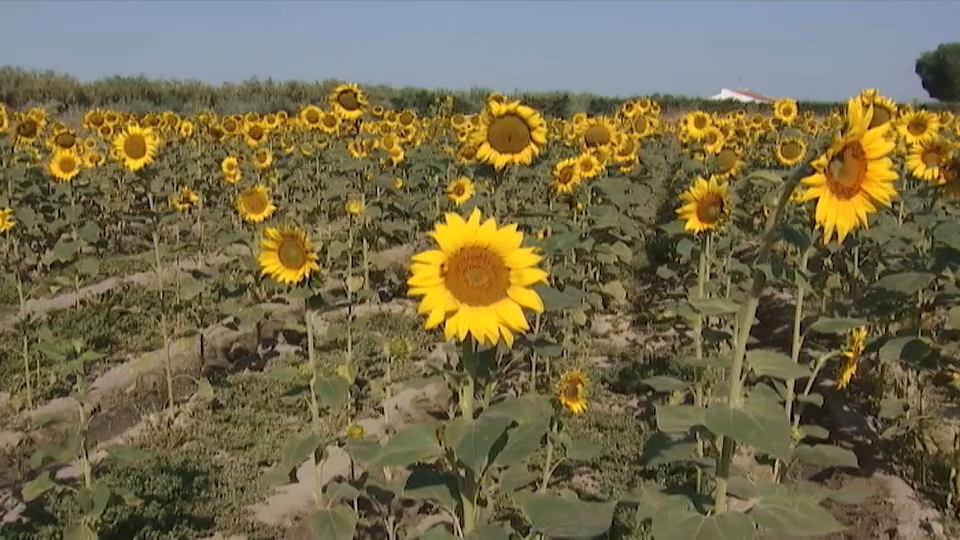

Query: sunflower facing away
<box><xmin>797</xmin><ymin>98</ymin><xmax>897</xmax><ymax>244</ymax></box>
<box><xmin>557</xmin><ymin>369</ymin><xmax>589</xmax><ymax>415</ymax></box>
<box><xmin>470</xmin><ymin>101</ymin><xmax>548</xmax><ymax>170</ymax></box>
<box><xmin>676</xmin><ymin>176</ymin><xmax>731</xmax><ymax>234</ymax></box>
<box><xmin>446</xmin><ymin>177</ymin><xmax>475</xmax><ymax>206</ymax></box>
<box><xmin>170</xmin><ymin>187</ymin><xmax>201</xmax><ymax>211</ymax></box>
<box><xmin>258</xmin><ymin>226</ymin><xmax>321</xmax><ymax>285</ymax></box>
<box><xmin>113</xmin><ymin>124</ymin><xmax>159</xmax><ymax>172</ymax></box>
<box><xmin>775</xmin><ymin>138</ymin><xmax>807</xmax><ymax>167</ymax></box>
<box><xmin>236</xmin><ymin>184</ymin><xmax>277</xmax><ymax>223</ymax></box>
<box><xmin>0</xmin><ymin>207</ymin><xmax>15</xmax><ymax>234</ymax></box>
<box><xmin>407</xmin><ymin>208</ymin><xmax>549</xmax><ymax>347</ymax></box>
<box><xmin>837</xmin><ymin>327</ymin><xmax>868</xmax><ymax>389</ymax></box>
<box><xmin>48</xmin><ymin>149</ymin><xmax>82</xmax><ymax>182</ymax></box>
<box><xmin>552</xmin><ymin>157</ymin><xmax>582</xmax><ymax>194</ymax></box>
<box><xmin>906</xmin><ymin>138</ymin><xmax>955</xmax><ymax>183</ymax></box>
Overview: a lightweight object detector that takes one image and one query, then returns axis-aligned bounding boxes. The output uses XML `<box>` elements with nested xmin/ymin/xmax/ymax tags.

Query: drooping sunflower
<box><xmin>837</xmin><ymin>327</ymin><xmax>868</xmax><ymax>389</ymax></box>
<box><xmin>897</xmin><ymin>109</ymin><xmax>940</xmax><ymax>145</ymax></box>
<box><xmin>328</xmin><ymin>83</ymin><xmax>367</xmax><ymax>121</ymax></box>
<box><xmin>257</xmin><ymin>226</ymin><xmax>321</xmax><ymax>285</ymax></box>
<box><xmin>552</xmin><ymin>157</ymin><xmax>582</xmax><ymax>194</ymax></box>
<box><xmin>48</xmin><ymin>149</ymin><xmax>82</xmax><ymax>182</ymax></box>
<box><xmin>797</xmin><ymin>98</ymin><xmax>897</xmax><ymax>244</ymax></box>
<box><xmin>906</xmin><ymin>138</ymin><xmax>955</xmax><ymax>183</ymax></box>
<box><xmin>236</xmin><ymin>184</ymin><xmax>277</xmax><ymax>223</ymax></box>
<box><xmin>470</xmin><ymin>101</ymin><xmax>548</xmax><ymax>171</ymax></box>
<box><xmin>170</xmin><ymin>186</ymin><xmax>201</xmax><ymax>211</ymax></box>
<box><xmin>407</xmin><ymin>208</ymin><xmax>549</xmax><ymax>347</ymax></box>
<box><xmin>113</xmin><ymin>124</ymin><xmax>159</xmax><ymax>172</ymax></box>
<box><xmin>773</xmin><ymin>98</ymin><xmax>799</xmax><ymax>124</ymax></box>
<box><xmin>557</xmin><ymin>369</ymin><xmax>588</xmax><ymax>415</ymax></box>
<box><xmin>775</xmin><ymin>138</ymin><xmax>808</xmax><ymax>167</ymax></box>
<box><xmin>0</xmin><ymin>207</ymin><xmax>15</xmax><ymax>234</ymax></box>
<box><xmin>676</xmin><ymin>176</ymin><xmax>731</xmax><ymax>234</ymax></box>
<box><xmin>446</xmin><ymin>176</ymin><xmax>475</xmax><ymax>206</ymax></box>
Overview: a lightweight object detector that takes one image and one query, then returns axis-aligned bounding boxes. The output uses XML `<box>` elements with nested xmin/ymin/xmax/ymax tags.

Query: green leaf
<box><xmin>872</xmin><ymin>272</ymin><xmax>935</xmax><ymax>294</ymax></box>
<box><xmin>806</xmin><ymin>317</ymin><xmax>866</xmax><ymax>335</ymax></box>
<box><xmin>106</xmin><ymin>445</ymin><xmax>148</xmax><ymax>466</ymax></box>
<box><xmin>641</xmin><ymin>432</ymin><xmax>697</xmax><ymax>467</ymax></box>
<box><xmin>195</xmin><ymin>377</ymin><xmax>215</xmax><ymax>402</ymax></box>
<box><xmin>404</xmin><ymin>465</ymin><xmax>459</xmax><ymax>512</ymax></box>
<box><xmin>514</xmin><ymin>492</ymin><xmax>616</xmax><ymax>538</ymax></box>
<box><xmin>656</xmin><ymin>404</ymin><xmax>705</xmax><ymax>434</ymax></box>
<box><xmin>534</xmin><ymin>284</ymin><xmax>581</xmax><ymax>310</ymax></box>
<box><xmin>373</xmin><ymin>424</ymin><xmax>443</xmax><ymax>468</ymax></box>
<box><xmin>88</xmin><ymin>481</ymin><xmax>111</xmax><ymax>521</ymax></box>
<box><xmin>465</xmin><ymin>524</ymin><xmax>513</xmax><ymax>540</ymax></box>
<box><xmin>76</xmin><ymin>257</ymin><xmax>100</xmax><ymax>277</ymax></box>
<box><xmin>343</xmin><ymin>439</ymin><xmax>380</xmax><ymax>466</ymax></box>
<box><xmin>326</xmin><ymin>481</ymin><xmax>362</xmax><ymax>503</ymax></box>
<box><xmin>704</xmin><ymin>400</ymin><xmax>792</xmax><ymax>460</ymax></box>
<box><xmin>53</xmin><ymin>239</ymin><xmax>80</xmax><ymax>263</ymax></box>
<box><xmin>947</xmin><ymin>305</ymin><xmax>960</xmax><ymax>330</ymax></box>
<box><xmin>600</xmin><ymin>280</ymin><xmax>628</xmax><ymax>303</ymax></box>
<box><xmin>652</xmin><ymin>507</ymin><xmax>757</xmax><ymax>540</ymax></box>
<box><xmin>641</xmin><ymin>376</ymin><xmax>691</xmax><ymax>392</ymax></box>
<box><xmin>445</xmin><ymin>414</ymin><xmax>513</xmax><ymax>474</ymax></box>
<box><xmin>878</xmin><ymin>337</ymin><xmax>932</xmax><ymax>365</ymax></box>
<box><xmin>280</xmin><ymin>432</ymin><xmax>323</xmax><ymax>472</ymax></box>
<box><xmin>485</xmin><ymin>394</ymin><xmax>552</xmax><ymax>423</ymax></box>
<box><xmin>493</xmin><ymin>416</ymin><xmax>549</xmax><ymax>468</ymax></box>
<box><xmin>746</xmin><ymin>349</ymin><xmax>812</xmax><ymax>380</ymax></box>
<box><xmin>749</xmin><ymin>493</ymin><xmax>844</xmax><ymax>537</ymax></box>
<box><xmin>421</xmin><ymin>526</ymin><xmax>457</xmax><ymax>540</ymax></box>
<box><xmin>565</xmin><ymin>438</ymin><xmax>602</xmax><ymax>461</ymax></box>
<box><xmin>316</xmin><ymin>375</ymin><xmax>350</xmax><ymax>409</ymax></box>
<box><xmin>22</xmin><ymin>471</ymin><xmax>56</xmax><ymax>502</ymax></box>
<box><xmin>305</xmin><ymin>506</ymin><xmax>358</xmax><ymax>540</ymax></box>
<box><xmin>793</xmin><ymin>444</ymin><xmax>859</xmax><ymax>469</ymax></box>
<box><xmin>500</xmin><ymin>465</ymin><xmax>538</xmax><ymax>492</ymax></box>
<box><xmin>63</xmin><ymin>523</ymin><xmax>98</xmax><ymax>540</ymax></box>
<box><xmin>689</xmin><ymin>298</ymin><xmax>741</xmax><ymax>317</ymax></box>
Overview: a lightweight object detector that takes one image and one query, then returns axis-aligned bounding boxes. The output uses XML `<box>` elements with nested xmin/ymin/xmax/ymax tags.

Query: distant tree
<box><xmin>915</xmin><ymin>43</ymin><xmax>960</xmax><ymax>102</ymax></box>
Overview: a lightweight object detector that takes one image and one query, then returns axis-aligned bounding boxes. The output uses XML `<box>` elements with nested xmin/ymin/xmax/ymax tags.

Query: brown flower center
<box><xmin>826</xmin><ymin>143</ymin><xmax>868</xmax><ymax>199</ymax></box>
<box><xmin>443</xmin><ymin>246</ymin><xmax>509</xmax><ymax>306</ymax></box>
<box><xmin>695</xmin><ymin>194</ymin><xmax>725</xmax><ymax>224</ymax></box>
<box><xmin>584</xmin><ymin>124</ymin><xmax>611</xmax><ymax>147</ymax></box>
<box><xmin>278</xmin><ymin>237</ymin><xmax>307</xmax><ymax>269</ymax></box>
<box><xmin>123</xmin><ymin>134</ymin><xmax>148</xmax><ymax>160</ymax></box>
<box><xmin>486</xmin><ymin>114</ymin><xmax>532</xmax><ymax>155</ymax></box>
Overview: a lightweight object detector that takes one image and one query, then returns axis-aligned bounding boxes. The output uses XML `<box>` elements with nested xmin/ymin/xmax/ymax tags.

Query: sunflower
<box><xmin>407</xmin><ymin>208</ymin><xmax>548</xmax><ymax>347</ymax></box>
<box><xmin>223</xmin><ymin>169</ymin><xmax>242</xmax><ymax>185</ymax></box>
<box><xmin>328</xmin><ymin>83</ymin><xmax>367</xmax><ymax>121</ymax></box>
<box><xmin>552</xmin><ymin>157</ymin><xmax>582</xmax><ymax>194</ymax></box>
<box><xmin>252</xmin><ymin>148</ymin><xmax>273</xmax><ymax>170</ymax></box>
<box><xmin>0</xmin><ymin>207</ymin><xmax>15</xmax><ymax>233</ymax></box>
<box><xmin>345</xmin><ymin>424</ymin><xmax>366</xmax><ymax>440</ymax></box>
<box><xmin>580</xmin><ymin>117</ymin><xmax>617</xmax><ymax>149</ymax></box>
<box><xmin>470</xmin><ymin>101</ymin><xmax>548</xmax><ymax>170</ymax></box>
<box><xmin>392</xmin><ymin>177</ymin><xmax>404</xmax><ymax>190</ymax></box>
<box><xmin>773</xmin><ymin>98</ymin><xmax>799</xmax><ymax>124</ymax></box>
<box><xmin>170</xmin><ymin>186</ymin><xmax>201</xmax><ymax>211</ymax></box>
<box><xmin>897</xmin><ymin>109</ymin><xmax>940</xmax><ymax>145</ymax></box>
<box><xmin>82</xmin><ymin>151</ymin><xmax>105</xmax><ymax>169</ymax></box>
<box><xmin>860</xmin><ymin>90</ymin><xmax>898</xmax><ymax>129</ymax></box>
<box><xmin>51</xmin><ymin>130</ymin><xmax>78</xmax><ymax>151</ymax></box>
<box><xmin>113</xmin><ymin>124</ymin><xmax>159</xmax><ymax>172</ymax></box>
<box><xmin>676</xmin><ymin>176</ymin><xmax>731</xmax><ymax>234</ymax></box>
<box><xmin>14</xmin><ymin>117</ymin><xmax>41</xmax><ymax>144</ymax></box>
<box><xmin>797</xmin><ymin>98</ymin><xmax>897</xmax><ymax>244</ymax></box>
<box><xmin>236</xmin><ymin>184</ymin><xmax>277</xmax><ymax>223</ymax></box>
<box><xmin>298</xmin><ymin>105</ymin><xmax>323</xmax><ymax>130</ymax></box>
<box><xmin>712</xmin><ymin>147</ymin><xmax>745</xmax><ymax>181</ymax></box>
<box><xmin>221</xmin><ymin>156</ymin><xmax>240</xmax><ymax>175</ymax></box>
<box><xmin>83</xmin><ymin>109</ymin><xmax>106</xmax><ymax>130</ymax></box>
<box><xmin>243</xmin><ymin>121</ymin><xmax>269</xmax><ymax>147</ymax></box>
<box><xmin>701</xmin><ymin>126</ymin><xmax>725</xmax><ymax>154</ymax></box>
<box><xmin>318</xmin><ymin>111</ymin><xmax>340</xmax><ymax>135</ymax></box>
<box><xmin>906</xmin><ymin>138</ymin><xmax>955</xmax><ymax>183</ymax></box>
<box><xmin>775</xmin><ymin>138</ymin><xmax>808</xmax><ymax>167</ymax></box>
<box><xmin>345</xmin><ymin>199</ymin><xmax>365</xmax><ymax>216</ymax></box>
<box><xmin>939</xmin><ymin>154</ymin><xmax>960</xmax><ymax>199</ymax></box>
<box><xmin>682</xmin><ymin>111</ymin><xmax>712</xmax><ymax>139</ymax></box>
<box><xmin>837</xmin><ymin>327</ymin><xmax>867</xmax><ymax>389</ymax></box>
<box><xmin>557</xmin><ymin>369</ymin><xmax>588</xmax><ymax>415</ymax></box>
<box><xmin>48</xmin><ymin>149</ymin><xmax>82</xmax><ymax>182</ymax></box>
<box><xmin>257</xmin><ymin>226</ymin><xmax>321</xmax><ymax>285</ymax></box>
<box><xmin>446</xmin><ymin>177</ymin><xmax>475</xmax><ymax>206</ymax></box>
<box><xmin>576</xmin><ymin>152</ymin><xmax>602</xmax><ymax>180</ymax></box>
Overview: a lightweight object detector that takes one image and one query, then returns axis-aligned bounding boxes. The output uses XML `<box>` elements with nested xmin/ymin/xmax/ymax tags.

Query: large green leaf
<box><xmin>689</xmin><ymin>298</ymin><xmax>741</xmax><ymax>317</ymax></box>
<box><xmin>493</xmin><ymin>416</ymin><xmax>549</xmax><ymax>468</ymax></box>
<box><xmin>445</xmin><ymin>414</ymin><xmax>513</xmax><ymax>474</ymax></box>
<box><xmin>806</xmin><ymin>317</ymin><xmax>866</xmax><ymax>335</ymax></box>
<box><xmin>746</xmin><ymin>349</ymin><xmax>811</xmax><ymax>380</ymax></box>
<box><xmin>316</xmin><ymin>375</ymin><xmax>350</xmax><ymax>409</ymax></box>
<box><xmin>652</xmin><ymin>507</ymin><xmax>756</xmax><ymax>540</ymax></box>
<box><xmin>372</xmin><ymin>424</ymin><xmax>443</xmax><ymax>468</ymax></box>
<box><xmin>280</xmin><ymin>432</ymin><xmax>323</xmax><ymax>472</ymax></box>
<box><xmin>403</xmin><ymin>465</ymin><xmax>459</xmax><ymax>512</ymax></box>
<box><xmin>872</xmin><ymin>272</ymin><xmax>935</xmax><ymax>294</ymax></box>
<box><xmin>656</xmin><ymin>404</ymin><xmax>705</xmax><ymax>434</ymax></box>
<box><xmin>642</xmin><ymin>376</ymin><xmax>692</xmax><ymax>392</ymax></box>
<box><xmin>484</xmin><ymin>394</ymin><xmax>552</xmax><ymax>423</ymax></box>
<box><xmin>704</xmin><ymin>399</ymin><xmax>792</xmax><ymax>460</ymax></box>
<box><xmin>514</xmin><ymin>491</ymin><xmax>616</xmax><ymax>538</ymax></box>
<box><xmin>793</xmin><ymin>444</ymin><xmax>859</xmax><ymax>469</ymax></box>
<box><xmin>306</xmin><ymin>506</ymin><xmax>358</xmax><ymax>540</ymax></box>
<box><xmin>641</xmin><ymin>432</ymin><xmax>698</xmax><ymax>467</ymax></box>
<box><xmin>465</xmin><ymin>524</ymin><xmax>513</xmax><ymax>540</ymax></box>
<box><xmin>749</xmin><ymin>493</ymin><xmax>844</xmax><ymax>537</ymax></box>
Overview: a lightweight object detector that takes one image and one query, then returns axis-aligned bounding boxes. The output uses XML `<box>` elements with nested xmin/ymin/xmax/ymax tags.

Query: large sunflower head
<box><xmin>557</xmin><ymin>369</ymin><xmax>589</xmax><ymax>415</ymax></box>
<box><xmin>773</xmin><ymin>98</ymin><xmax>799</xmax><ymax>124</ymax></box>
<box><xmin>682</xmin><ymin>111</ymin><xmax>713</xmax><ymax>139</ymax></box>
<box><xmin>712</xmin><ymin>146</ymin><xmax>745</xmax><ymax>181</ymax></box>
<box><xmin>897</xmin><ymin>109</ymin><xmax>940</xmax><ymax>145</ymax></box>
<box><xmin>676</xmin><ymin>176</ymin><xmax>731</xmax><ymax>234</ymax></box>
<box><xmin>257</xmin><ymin>226</ymin><xmax>321</xmax><ymax>285</ymax></box>
<box><xmin>243</xmin><ymin>121</ymin><xmax>269</xmax><ymax>147</ymax></box>
<box><xmin>775</xmin><ymin>138</ymin><xmax>808</xmax><ymax>167</ymax></box>
<box><xmin>48</xmin><ymin>149</ymin><xmax>82</xmax><ymax>182</ymax></box>
<box><xmin>328</xmin><ymin>83</ymin><xmax>367</xmax><ymax>121</ymax></box>
<box><xmin>446</xmin><ymin>176</ymin><xmax>475</xmax><ymax>206</ymax></box>
<box><xmin>580</xmin><ymin>117</ymin><xmax>617</xmax><ymax>149</ymax></box>
<box><xmin>552</xmin><ymin>156</ymin><xmax>583</xmax><ymax>194</ymax></box>
<box><xmin>236</xmin><ymin>184</ymin><xmax>277</xmax><ymax>223</ymax></box>
<box><xmin>469</xmin><ymin>101</ymin><xmax>548</xmax><ymax>171</ymax></box>
<box><xmin>112</xmin><ymin>124</ymin><xmax>159</xmax><ymax>172</ymax></box>
<box><xmin>298</xmin><ymin>105</ymin><xmax>323</xmax><ymax>130</ymax></box>
<box><xmin>407</xmin><ymin>208</ymin><xmax>549</xmax><ymax>347</ymax></box>
<box><xmin>14</xmin><ymin>117</ymin><xmax>41</xmax><ymax>144</ymax></box>
<box><xmin>797</xmin><ymin>97</ymin><xmax>898</xmax><ymax>244</ymax></box>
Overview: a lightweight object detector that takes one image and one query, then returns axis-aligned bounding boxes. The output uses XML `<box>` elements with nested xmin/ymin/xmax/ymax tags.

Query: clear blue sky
<box><xmin>1</xmin><ymin>0</ymin><xmax>957</xmax><ymax>102</ymax></box>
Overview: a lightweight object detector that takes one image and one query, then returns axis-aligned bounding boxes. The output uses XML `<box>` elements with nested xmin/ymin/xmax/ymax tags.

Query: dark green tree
<box><xmin>915</xmin><ymin>43</ymin><xmax>960</xmax><ymax>102</ymax></box>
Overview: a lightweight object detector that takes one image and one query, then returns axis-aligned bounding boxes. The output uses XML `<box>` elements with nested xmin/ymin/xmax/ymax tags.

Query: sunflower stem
<box><xmin>305</xmin><ymin>304</ymin><xmax>325</xmax><ymax>508</ymax></box>
<box><xmin>693</xmin><ymin>233</ymin><xmax>710</xmax><ymax>494</ymax></box>
<box><xmin>459</xmin><ymin>339</ymin><xmax>476</xmax><ymax>420</ymax></box>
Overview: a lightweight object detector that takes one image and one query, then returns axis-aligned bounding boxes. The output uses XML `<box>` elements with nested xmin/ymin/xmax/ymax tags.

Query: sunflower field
<box><xmin>2</xmin><ymin>83</ymin><xmax>960</xmax><ymax>540</ymax></box>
